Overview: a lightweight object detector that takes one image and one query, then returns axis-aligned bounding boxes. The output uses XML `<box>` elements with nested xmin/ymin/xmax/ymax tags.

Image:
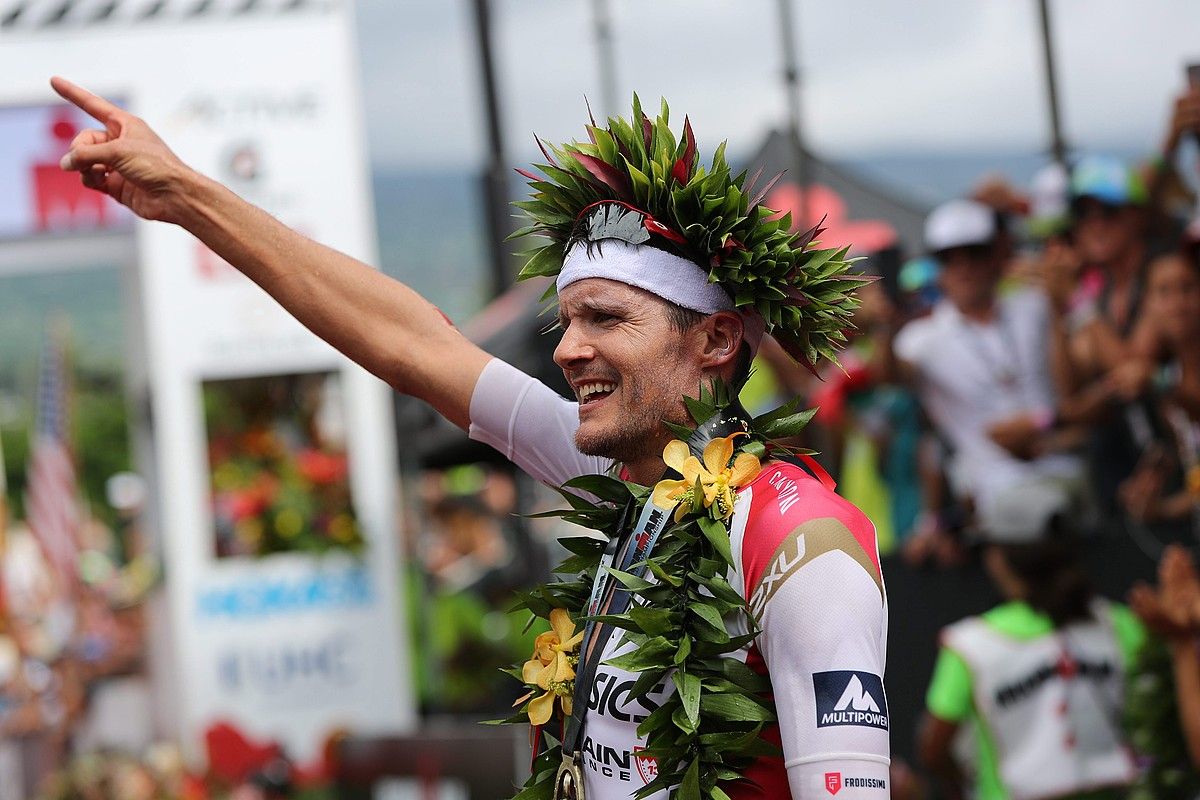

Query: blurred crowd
<box><xmin>762</xmin><ymin>84</ymin><xmax>1200</xmax><ymax>570</ymax></box>
<box><xmin>755</xmin><ymin>84</ymin><xmax>1200</xmax><ymax>799</ymax></box>
<box><xmin>0</xmin><ymin>476</ymin><xmax>160</xmax><ymax>800</ymax></box>
<box><xmin>0</xmin><ymin>503</ymin><xmax>330</xmax><ymax>799</ymax></box>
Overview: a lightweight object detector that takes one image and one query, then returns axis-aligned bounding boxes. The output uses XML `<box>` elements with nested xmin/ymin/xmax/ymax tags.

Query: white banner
<box><xmin>2</xmin><ymin>0</ymin><xmax>414</xmax><ymax>763</ymax></box>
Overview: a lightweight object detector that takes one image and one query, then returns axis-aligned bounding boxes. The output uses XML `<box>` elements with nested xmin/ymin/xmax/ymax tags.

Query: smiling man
<box><xmin>53</xmin><ymin>77</ymin><xmax>888</xmax><ymax>799</ymax></box>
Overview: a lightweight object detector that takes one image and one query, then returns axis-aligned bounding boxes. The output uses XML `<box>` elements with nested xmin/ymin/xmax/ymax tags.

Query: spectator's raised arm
<box><xmin>1146</xmin><ymin>87</ymin><xmax>1200</xmax><ymax>218</ymax></box>
<box><xmin>1130</xmin><ymin>546</ymin><xmax>1200</xmax><ymax>768</ymax></box>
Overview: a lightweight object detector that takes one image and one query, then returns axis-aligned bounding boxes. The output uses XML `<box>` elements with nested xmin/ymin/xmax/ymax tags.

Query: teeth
<box><xmin>579</xmin><ymin>382</ymin><xmax>616</xmax><ymax>401</ymax></box>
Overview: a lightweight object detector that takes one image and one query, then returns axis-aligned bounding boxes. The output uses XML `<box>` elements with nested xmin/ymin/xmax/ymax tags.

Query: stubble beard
<box><xmin>574</xmin><ymin>376</ymin><xmax>684</xmax><ymax>465</ymax></box>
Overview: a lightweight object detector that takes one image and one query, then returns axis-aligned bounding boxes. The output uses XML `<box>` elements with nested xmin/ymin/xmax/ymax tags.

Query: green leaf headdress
<box><xmin>512</xmin><ymin>95</ymin><xmax>868</xmax><ymax>372</ymax></box>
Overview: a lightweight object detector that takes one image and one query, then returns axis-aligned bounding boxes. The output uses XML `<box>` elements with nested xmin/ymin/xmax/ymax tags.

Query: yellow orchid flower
<box><xmin>651</xmin><ymin>433</ymin><xmax>762</xmax><ymax>521</ymax></box>
<box><xmin>514</xmin><ymin>608</ymin><xmax>584</xmax><ymax>726</ymax></box>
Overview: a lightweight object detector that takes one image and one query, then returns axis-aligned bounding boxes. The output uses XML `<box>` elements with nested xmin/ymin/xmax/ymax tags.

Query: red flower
<box><xmin>223</xmin><ymin>489</ymin><xmax>268</xmax><ymax>521</ymax></box>
<box><xmin>297</xmin><ymin>449</ymin><xmax>348</xmax><ymax>485</ymax></box>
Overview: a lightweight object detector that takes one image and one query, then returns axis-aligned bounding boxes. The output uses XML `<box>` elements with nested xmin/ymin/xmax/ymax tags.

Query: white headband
<box><xmin>555</xmin><ymin>240</ymin><xmax>765</xmax><ymax>352</ymax></box>
<box><xmin>557</xmin><ymin>240</ymin><xmax>733</xmax><ymax>314</ymax></box>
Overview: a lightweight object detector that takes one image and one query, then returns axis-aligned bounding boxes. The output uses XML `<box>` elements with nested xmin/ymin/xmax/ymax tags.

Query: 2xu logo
<box><xmin>812</xmin><ymin>670</ymin><xmax>889</xmax><ymax>731</ymax></box>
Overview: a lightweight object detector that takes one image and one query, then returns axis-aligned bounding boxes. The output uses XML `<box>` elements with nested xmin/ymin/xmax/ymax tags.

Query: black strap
<box><xmin>561</xmin><ymin>496</ymin><xmax>639</xmax><ymax>755</ymax></box>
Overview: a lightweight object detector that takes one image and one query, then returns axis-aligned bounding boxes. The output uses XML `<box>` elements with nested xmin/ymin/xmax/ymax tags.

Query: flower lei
<box><xmin>497</xmin><ymin>382</ymin><xmax>818</xmax><ymax>800</ymax></box>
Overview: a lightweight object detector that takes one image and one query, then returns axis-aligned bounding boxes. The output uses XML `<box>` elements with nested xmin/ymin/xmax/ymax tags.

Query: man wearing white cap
<box><xmin>52</xmin><ymin>77</ymin><xmax>890</xmax><ymax>799</ymax></box>
<box><xmin>888</xmin><ymin>198</ymin><xmax>1083</xmax><ymax>525</ymax></box>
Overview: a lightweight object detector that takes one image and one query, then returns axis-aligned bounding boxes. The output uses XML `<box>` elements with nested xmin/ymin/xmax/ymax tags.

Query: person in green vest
<box><xmin>918</xmin><ymin>483</ymin><xmax>1146</xmax><ymax>800</ymax></box>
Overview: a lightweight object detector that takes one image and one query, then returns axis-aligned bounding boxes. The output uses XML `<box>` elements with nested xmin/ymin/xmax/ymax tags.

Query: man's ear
<box><xmin>697</xmin><ymin>311</ymin><xmax>745</xmax><ymax>372</ymax></box>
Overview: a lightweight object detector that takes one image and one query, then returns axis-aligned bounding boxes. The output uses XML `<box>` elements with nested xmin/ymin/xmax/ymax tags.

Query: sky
<box><xmin>353</xmin><ymin>0</ymin><xmax>1200</xmax><ymax>171</ymax></box>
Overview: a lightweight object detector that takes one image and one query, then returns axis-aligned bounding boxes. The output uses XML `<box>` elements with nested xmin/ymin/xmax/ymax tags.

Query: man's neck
<box><xmin>623</xmin><ymin>457</ymin><xmax>666</xmax><ymax>487</ymax></box>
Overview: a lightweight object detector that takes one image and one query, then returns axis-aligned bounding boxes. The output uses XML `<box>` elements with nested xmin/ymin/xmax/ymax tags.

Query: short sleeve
<box><xmin>761</xmin><ymin>550</ymin><xmax>892</xmax><ymax>798</ymax></box>
<box><xmin>737</xmin><ymin>465</ymin><xmax>890</xmax><ymax>797</ymax></box>
<box><xmin>925</xmin><ymin>646</ymin><xmax>973</xmax><ymax>723</ymax></box>
<box><xmin>467</xmin><ymin>358</ymin><xmax>612</xmax><ymax>486</ymax></box>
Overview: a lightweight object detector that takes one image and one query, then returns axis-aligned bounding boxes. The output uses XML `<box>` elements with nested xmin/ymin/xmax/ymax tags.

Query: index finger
<box><xmin>50</xmin><ymin>76</ymin><xmax>122</xmax><ymax>127</ymax></box>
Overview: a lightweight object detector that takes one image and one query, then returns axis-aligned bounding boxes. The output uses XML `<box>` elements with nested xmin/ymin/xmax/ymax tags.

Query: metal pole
<box><xmin>0</xmin><ymin>419</ymin><xmax>7</xmax><ymax>562</ymax></box>
<box><xmin>469</xmin><ymin>0</ymin><xmax>512</xmax><ymax>299</ymax></box>
<box><xmin>592</xmin><ymin>0</ymin><xmax>619</xmax><ymax>119</ymax></box>
<box><xmin>776</xmin><ymin>0</ymin><xmax>808</xmax><ymax>227</ymax></box>
<box><xmin>1036</xmin><ymin>0</ymin><xmax>1068</xmax><ymax>167</ymax></box>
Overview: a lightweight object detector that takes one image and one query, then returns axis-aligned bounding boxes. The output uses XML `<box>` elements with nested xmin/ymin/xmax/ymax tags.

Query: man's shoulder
<box><xmin>895</xmin><ymin>310</ymin><xmax>937</xmax><ymax>338</ymax></box>
<box><xmin>744</xmin><ymin>460</ymin><xmax>871</xmax><ymax>529</ymax></box>
<box><xmin>894</xmin><ymin>305</ymin><xmax>947</xmax><ymax>364</ymax></box>
<box><xmin>736</xmin><ymin>460</ymin><xmax>883</xmax><ymax>614</ymax></box>
<box><xmin>943</xmin><ymin>601</ymin><xmax>1050</xmax><ymax>645</ymax></box>
<box><xmin>1000</xmin><ymin>286</ymin><xmax>1050</xmax><ymax>324</ymax></box>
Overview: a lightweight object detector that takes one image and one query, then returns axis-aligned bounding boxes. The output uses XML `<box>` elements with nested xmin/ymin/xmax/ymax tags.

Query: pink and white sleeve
<box><xmin>738</xmin><ymin>464</ymin><xmax>891</xmax><ymax>798</ymax></box>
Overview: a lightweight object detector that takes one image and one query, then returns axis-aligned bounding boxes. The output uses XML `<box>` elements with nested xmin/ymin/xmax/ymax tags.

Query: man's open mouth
<box><xmin>578</xmin><ymin>382</ymin><xmax>617</xmax><ymax>405</ymax></box>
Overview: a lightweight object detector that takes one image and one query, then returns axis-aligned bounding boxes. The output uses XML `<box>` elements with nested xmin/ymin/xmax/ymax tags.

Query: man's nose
<box><xmin>553</xmin><ymin>324</ymin><xmax>595</xmax><ymax>370</ymax></box>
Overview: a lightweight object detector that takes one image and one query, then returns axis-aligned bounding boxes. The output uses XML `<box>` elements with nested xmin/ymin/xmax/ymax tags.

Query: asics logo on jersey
<box><xmin>588</xmin><ymin>669</ymin><xmax>667</xmax><ymax>723</ymax></box>
<box><xmin>813</xmin><ymin>671</ymin><xmax>889</xmax><ymax>730</ymax></box>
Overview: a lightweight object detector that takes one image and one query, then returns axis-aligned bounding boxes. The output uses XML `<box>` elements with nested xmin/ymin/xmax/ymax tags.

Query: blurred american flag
<box><xmin>24</xmin><ymin>321</ymin><xmax>81</xmax><ymax>588</ymax></box>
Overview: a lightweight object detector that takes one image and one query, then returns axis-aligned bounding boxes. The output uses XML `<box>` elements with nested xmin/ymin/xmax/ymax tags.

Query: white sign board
<box><xmin>1</xmin><ymin>0</ymin><xmax>414</xmax><ymax>763</ymax></box>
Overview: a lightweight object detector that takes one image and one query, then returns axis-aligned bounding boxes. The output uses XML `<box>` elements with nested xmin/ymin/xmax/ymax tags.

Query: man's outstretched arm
<box><xmin>51</xmin><ymin>76</ymin><xmax>491</xmax><ymax>429</ymax></box>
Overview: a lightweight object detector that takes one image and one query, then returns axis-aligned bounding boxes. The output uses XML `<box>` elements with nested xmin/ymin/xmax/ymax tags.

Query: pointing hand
<box><xmin>51</xmin><ymin>76</ymin><xmax>191</xmax><ymax>223</ymax></box>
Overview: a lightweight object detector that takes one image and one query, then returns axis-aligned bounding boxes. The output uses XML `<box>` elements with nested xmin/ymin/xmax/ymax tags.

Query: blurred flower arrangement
<box><xmin>35</xmin><ymin>744</ymin><xmax>335</xmax><ymax>800</ymax></box>
<box><xmin>37</xmin><ymin>721</ymin><xmax>348</xmax><ymax>800</ymax></box>
<box><xmin>37</xmin><ymin>745</ymin><xmax>206</xmax><ymax>800</ymax></box>
<box><xmin>204</xmin><ymin>373</ymin><xmax>364</xmax><ymax>559</ymax></box>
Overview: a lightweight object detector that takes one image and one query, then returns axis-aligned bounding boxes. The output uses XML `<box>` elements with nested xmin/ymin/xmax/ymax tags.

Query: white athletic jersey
<box><xmin>469</xmin><ymin>359</ymin><xmax>890</xmax><ymax>799</ymax></box>
<box><xmin>941</xmin><ymin>600</ymin><xmax>1137</xmax><ymax>800</ymax></box>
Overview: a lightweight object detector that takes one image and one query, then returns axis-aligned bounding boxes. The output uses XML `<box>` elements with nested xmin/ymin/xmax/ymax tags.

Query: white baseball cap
<box><xmin>924</xmin><ymin>199</ymin><xmax>997</xmax><ymax>254</ymax></box>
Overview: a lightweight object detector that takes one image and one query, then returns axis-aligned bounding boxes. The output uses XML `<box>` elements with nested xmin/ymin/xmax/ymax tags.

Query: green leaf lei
<box><xmin>1124</xmin><ymin>637</ymin><xmax>1200</xmax><ymax>800</ymax></box>
<box><xmin>499</xmin><ymin>382</ymin><xmax>818</xmax><ymax>800</ymax></box>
